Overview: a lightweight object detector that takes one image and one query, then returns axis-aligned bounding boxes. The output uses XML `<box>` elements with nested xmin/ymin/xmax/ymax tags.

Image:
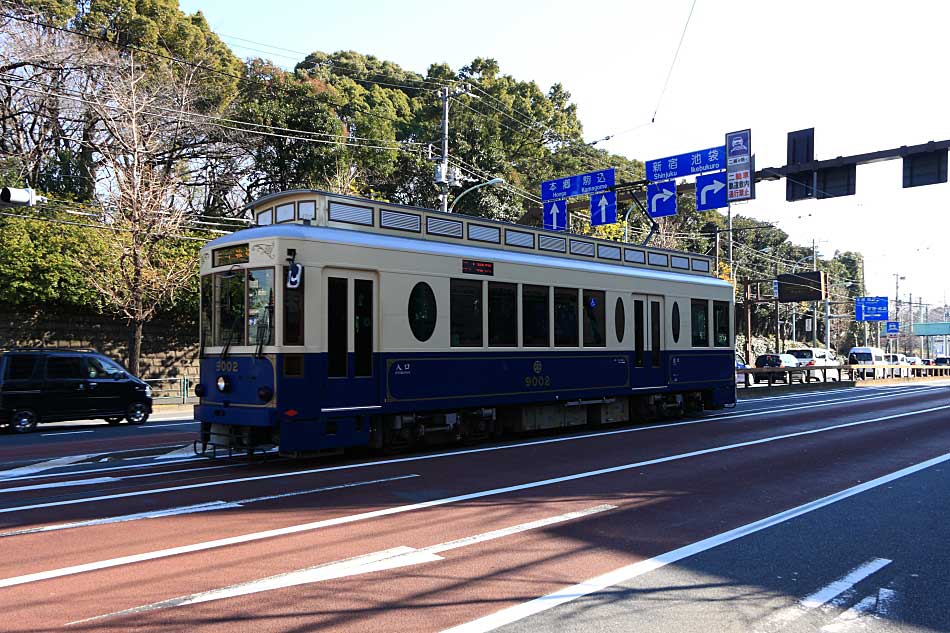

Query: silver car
<box><xmin>787</xmin><ymin>348</ymin><xmax>841</xmax><ymax>381</ymax></box>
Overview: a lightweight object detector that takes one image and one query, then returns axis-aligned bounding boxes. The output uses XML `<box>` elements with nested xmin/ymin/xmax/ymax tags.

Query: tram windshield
<box><xmin>200</xmin><ymin>266</ymin><xmax>284</xmax><ymax>349</ymax></box>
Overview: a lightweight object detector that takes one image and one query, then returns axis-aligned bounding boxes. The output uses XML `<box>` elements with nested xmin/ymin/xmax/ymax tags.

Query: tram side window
<box><xmin>450</xmin><ymin>279</ymin><xmax>483</xmax><ymax>347</ymax></box>
<box><xmin>691</xmin><ymin>299</ymin><xmax>709</xmax><ymax>347</ymax></box>
<box><xmin>554</xmin><ymin>288</ymin><xmax>579</xmax><ymax>347</ymax></box>
<box><xmin>354</xmin><ymin>279</ymin><xmax>373</xmax><ymax>377</ymax></box>
<box><xmin>327</xmin><ymin>277</ymin><xmax>348</xmax><ymax>377</ymax></box>
<box><xmin>522</xmin><ymin>285</ymin><xmax>549</xmax><ymax>347</ymax></box>
<box><xmin>651</xmin><ymin>301</ymin><xmax>661</xmax><ymax>368</ymax></box>
<box><xmin>634</xmin><ymin>299</ymin><xmax>644</xmax><ymax>367</ymax></box>
<box><xmin>248</xmin><ymin>268</ymin><xmax>275</xmax><ymax>346</ymax></box>
<box><xmin>713</xmin><ymin>301</ymin><xmax>730</xmax><ymax>347</ymax></box>
<box><xmin>214</xmin><ymin>270</ymin><xmax>246</xmax><ymax>347</ymax></box>
<box><xmin>283</xmin><ymin>266</ymin><xmax>305</xmax><ymax>346</ymax></box>
<box><xmin>200</xmin><ymin>275</ymin><xmax>213</xmax><ymax>347</ymax></box>
<box><xmin>583</xmin><ymin>290</ymin><xmax>606</xmax><ymax>347</ymax></box>
<box><xmin>488</xmin><ymin>282</ymin><xmax>517</xmax><ymax>347</ymax></box>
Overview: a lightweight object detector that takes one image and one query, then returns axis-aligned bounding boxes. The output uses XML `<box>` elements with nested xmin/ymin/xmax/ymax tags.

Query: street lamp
<box><xmin>448</xmin><ymin>178</ymin><xmax>505</xmax><ymax>213</ymax></box>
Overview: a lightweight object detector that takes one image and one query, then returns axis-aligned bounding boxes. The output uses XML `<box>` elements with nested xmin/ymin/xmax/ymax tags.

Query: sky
<box><xmin>179</xmin><ymin>0</ymin><xmax>950</xmax><ymax>310</ymax></box>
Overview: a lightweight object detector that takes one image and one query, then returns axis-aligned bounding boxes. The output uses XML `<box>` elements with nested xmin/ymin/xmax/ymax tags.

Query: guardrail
<box><xmin>143</xmin><ymin>377</ymin><xmax>196</xmax><ymax>405</ymax></box>
<box><xmin>737</xmin><ymin>364</ymin><xmax>950</xmax><ymax>387</ymax></box>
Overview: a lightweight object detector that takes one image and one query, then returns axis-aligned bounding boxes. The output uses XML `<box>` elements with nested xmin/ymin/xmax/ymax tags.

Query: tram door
<box><xmin>647</xmin><ymin>295</ymin><xmax>664</xmax><ymax>372</ymax></box>
<box><xmin>323</xmin><ymin>270</ymin><xmax>379</xmax><ymax>411</ymax></box>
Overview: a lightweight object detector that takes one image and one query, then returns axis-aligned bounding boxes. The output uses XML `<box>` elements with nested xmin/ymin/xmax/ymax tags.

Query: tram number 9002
<box><xmin>216</xmin><ymin>360</ymin><xmax>239</xmax><ymax>373</ymax></box>
<box><xmin>524</xmin><ymin>375</ymin><xmax>551</xmax><ymax>388</ymax></box>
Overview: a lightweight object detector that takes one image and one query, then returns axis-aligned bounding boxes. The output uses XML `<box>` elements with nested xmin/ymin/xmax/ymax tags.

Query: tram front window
<box><xmin>247</xmin><ymin>268</ymin><xmax>275</xmax><ymax>346</ymax></box>
<box><xmin>214</xmin><ymin>270</ymin><xmax>246</xmax><ymax>346</ymax></box>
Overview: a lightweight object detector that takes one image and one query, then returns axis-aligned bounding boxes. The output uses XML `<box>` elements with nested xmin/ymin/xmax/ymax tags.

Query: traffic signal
<box><xmin>902</xmin><ymin>149</ymin><xmax>947</xmax><ymax>188</ymax></box>
<box><xmin>0</xmin><ymin>187</ymin><xmax>46</xmax><ymax>207</ymax></box>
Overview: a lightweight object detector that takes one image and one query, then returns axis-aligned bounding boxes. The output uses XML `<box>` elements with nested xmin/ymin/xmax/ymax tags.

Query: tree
<box><xmin>86</xmin><ymin>53</ymin><xmax>205</xmax><ymax>374</ymax></box>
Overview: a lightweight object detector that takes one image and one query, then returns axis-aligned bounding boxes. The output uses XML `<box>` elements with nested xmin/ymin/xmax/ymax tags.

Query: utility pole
<box><xmin>435</xmin><ymin>85</ymin><xmax>470</xmax><ymax>212</ymax></box>
<box><xmin>774</xmin><ymin>265</ymin><xmax>781</xmax><ymax>354</ymax></box>
<box><xmin>727</xmin><ymin>204</ymin><xmax>733</xmax><ymax>277</ymax></box>
<box><xmin>811</xmin><ymin>239</ymin><xmax>818</xmax><ymax>347</ymax></box>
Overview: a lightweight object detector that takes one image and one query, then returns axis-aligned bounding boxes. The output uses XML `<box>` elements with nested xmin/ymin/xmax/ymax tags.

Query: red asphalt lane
<box><xmin>0</xmin><ymin>388</ymin><xmax>947</xmax><ymax>631</ymax></box>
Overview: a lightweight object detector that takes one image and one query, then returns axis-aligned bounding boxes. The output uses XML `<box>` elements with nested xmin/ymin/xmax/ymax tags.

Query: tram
<box><xmin>194</xmin><ymin>190</ymin><xmax>735</xmax><ymax>455</ymax></box>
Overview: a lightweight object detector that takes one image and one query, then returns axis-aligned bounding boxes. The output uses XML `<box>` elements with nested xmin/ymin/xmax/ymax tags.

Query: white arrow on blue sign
<box><xmin>695</xmin><ymin>172</ymin><xmax>727</xmax><ymax>211</ymax></box>
<box><xmin>647</xmin><ymin>182</ymin><xmax>677</xmax><ymax>218</ymax></box>
<box><xmin>543</xmin><ymin>199</ymin><xmax>566</xmax><ymax>231</ymax></box>
<box><xmin>590</xmin><ymin>191</ymin><xmax>617</xmax><ymax>226</ymax></box>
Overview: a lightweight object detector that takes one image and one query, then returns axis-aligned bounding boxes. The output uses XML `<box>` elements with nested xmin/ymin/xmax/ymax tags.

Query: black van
<box><xmin>0</xmin><ymin>349</ymin><xmax>152</xmax><ymax>433</ymax></box>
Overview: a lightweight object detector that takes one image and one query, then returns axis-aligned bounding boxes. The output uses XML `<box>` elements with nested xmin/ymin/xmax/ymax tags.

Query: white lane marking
<box><xmin>0</xmin><ymin>474</ymin><xmax>420</xmax><ymax>538</ymax></box>
<box><xmin>70</xmin><ymin>504</ymin><xmax>614</xmax><ymax>624</ymax></box>
<box><xmin>140</xmin><ymin>422</ymin><xmax>199</xmax><ymax>429</ymax></box>
<box><xmin>40</xmin><ymin>430</ymin><xmax>94</xmax><ymax>436</ymax></box>
<box><xmin>5</xmin><ymin>458</ymin><xmax>246</xmax><ymax>485</ymax></box>
<box><xmin>707</xmin><ymin>384</ymin><xmax>944</xmax><ymax>419</ymax></box>
<box><xmin>0</xmin><ymin>477</ymin><xmax>119</xmax><ymax>495</ymax></box>
<box><xmin>754</xmin><ymin>558</ymin><xmax>891</xmax><ymax>632</ymax></box>
<box><xmin>439</xmin><ymin>453</ymin><xmax>950</xmax><ymax>633</ymax></box>
<box><xmin>1</xmin><ymin>387</ymin><xmax>941</xmax><ymax>516</ymax></box>
<box><xmin>875</xmin><ymin>587</ymin><xmax>898</xmax><ymax>616</ymax></box>
<box><xmin>0</xmin><ymin>454</ymin><xmax>91</xmax><ymax>480</ymax></box>
<box><xmin>3</xmin><ymin>404</ymin><xmax>946</xmax><ymax>590</ymax></box>
<box><xmin>155</xmin><ymin>446</ymin><xmax>197</xmax><ymax>460</ymax></box>
<box><xmin>820</xmin><ymin>593</ymin><xmax>880</xmax><ymax>632</ymax></box>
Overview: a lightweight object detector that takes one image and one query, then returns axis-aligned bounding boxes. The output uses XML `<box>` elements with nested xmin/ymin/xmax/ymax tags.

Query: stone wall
<box><xmin>0</xmin><ymin>310</ymin><xmax>199</xmax><ymax>381</ymax></box>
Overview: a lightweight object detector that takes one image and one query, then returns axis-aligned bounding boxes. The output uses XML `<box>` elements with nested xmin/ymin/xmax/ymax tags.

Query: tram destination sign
<box><xmin>646</xmin><ymin>146</ymin><xmax>726</xmax><ymax>182</ymax></box>
<box><xmin>541</xmin><ymin>168</ymin><xmax>615</xmax><ymax>201</ymax></box>
<box><xmin>212</xmin><ymin>243</ymin><xmax>249</xmax><ymax>267</ymax></box>
<box><xmin>462</xmin><ymin>259</ymin><xmax>494</xmax><ymax>276</ymax></box>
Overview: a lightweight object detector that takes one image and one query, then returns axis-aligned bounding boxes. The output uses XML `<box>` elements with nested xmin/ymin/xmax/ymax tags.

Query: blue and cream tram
<box><xmin>194</xmin><ymin>190</ymin><xmax>736</xmax><ymax>454</ymax></box>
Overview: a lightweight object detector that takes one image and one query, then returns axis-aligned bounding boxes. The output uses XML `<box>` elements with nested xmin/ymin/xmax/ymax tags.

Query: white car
<box><xmin>787</xmin><ymin>347</ymin><xmax>842</xmax><ymax>381</ymax></box>
<box><xmin>848</xmin><ymin>347</ymin><xmax>887</xmax><ymax>379</ymax></box>
<box><xmin>906</xmin><ymin>356</ymin><xmax>922</xmax><ymax>366</ymax></box>
<box><xmin>884</xmin><ymin>353</ymin><xmax>910</xmax><ymax>378</ymax></box>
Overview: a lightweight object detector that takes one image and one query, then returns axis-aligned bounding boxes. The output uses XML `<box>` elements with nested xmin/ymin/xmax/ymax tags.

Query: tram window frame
<box><xmin>353</xmin><ymin>279</ymin><xmax>373</xmax><ymax>377</ymax></box>
<box><xmin>275</xmin><ymin>203</ymin><xmax>295</xmax><ymax>223</ymax></box>
<box><xmin>671</xmin><ymin>302</ymin><xmax>681</xmax><ymax>344</ymax></box>
<box><xmin>283</xmin><ymin>265</ymin><xmax>305</xmax><ymax>346</ymax></box>
<box><xmin>450</xmin><ymin>278</ymin><xmax>483</xmax><ymax>347</ymax></box>
<box><xmin>247</xmin><ymin>268</ymin><xmax>275</xmax><ymax>347</ymax></box>
<box><xmin>298</xmin><ymin>200</ymin><xmax>316</xmax><ymax>221</ymax></box>
<box><xmin>691</xmin><ymin>299</ymin><xmax>710</xmax><ymax>347</ymax></box>
<box><xmin>634</xmin><ymin>299</ymin><xmax>645</xmax><ymax>367</ymax></box>
<box><xmin>327</xmin><ymin>277</ymin><xmax>348</xmax><ymax>377</ymax></box>
<box><xmin>651</xmin><ymin>300</ymin><xmax>661</xmax><ymax>368</ymax></box>
<box><xmin>488</xmin><ymin>282</ymin><xmax>517</xmax><ymax>347</ymax></box>
<box><xmin>408</xmin><ymin>282</ymin><xmax>438</xmax><ymax>343</ymax></box>
<box><xmin>615</xmin><ymin>297</ymin><xmax>625</xmax><ymax>344</ymax></box>
<box><xmin>582</xmin><ymin>289</ymin><xmax>606</xmax><ymax>347</ymax></box>
<box><xmin>214</xmin><ymin>269</ymin><xmax>246</xmax><ymax>347</ymax></box>
<box><xmin>554</xmin><ymin>287</ymin><xmax>579</xmax><ymax>347</ymax></box>
<box><xmin>200</xmin><ymin>275</ymin><xmax>213</xmax><ymax>348</ymax></box>
<box><xmin>713</xmin><ymin>300</ymin><xmax>730</xmax><ymax>347</ymax></box>
<box><xmin>256</xmin><ymin>208</ymin><xmax>273</xmax><ymax>226</ymax></box>
<box><xmin>521</xmin><ymin>284</ymin><xmax>550</xmax><ymax>347</ymax></box>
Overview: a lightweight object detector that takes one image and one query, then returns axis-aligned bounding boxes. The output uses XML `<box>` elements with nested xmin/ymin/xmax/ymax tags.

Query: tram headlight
<box><xmin>194</xmin><ymin>383</ymin><xmax>206</xmax><ymax>397</ymax></box>
<box><xmin>257</xmin><ymin>386</ymin><xmax>273</xmax><ymax>403</ymax></box>
<box><xmin>216</xmin><ymin>376</ymin><xmax>230</xmax><ymax>393</ymax></box>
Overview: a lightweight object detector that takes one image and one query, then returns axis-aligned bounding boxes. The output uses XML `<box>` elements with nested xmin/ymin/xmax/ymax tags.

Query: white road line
<box><xmin>440</xmin><ymin>452</ymin><xmax>949</xmax><ymax>633</ymax></box>
<box><xmin>69</xmin><ymin>504</ymin><xmax>614</xmax><ymax>624</ymax></box>
<box><xmin>140</xmin><ymin>422</ymin><xmax>198</xmax><ymax>429</ymax></box>
<box><xmin>0</xmin><ymin>477</ymin><xmax>119</xmax><ymax>495</ymax></box>
<box><xmin>40</xmin><ymin>430</ymin><xmax>94</xmax><ymax>436</ymax></box>
<box><xmin>0</xmin><ymin>455</ymin><xmax>92</xmax><ymax>480</ymax></box>
<box><xmin>0</xmin><ymin>474</ymin><xmax>420</xmax><ymax>538</ymax></box>
<box><xmin>754</xmin><ymin>558</ymin><xmax>892</xmax><ymax>632</ymax></box>
<box><xmin>2</xmin><ymin>404</ymin><xmax>946</xmax><ymax>590</ymax></box>
<box><xmin>820</xmin><ymin>593</ymin><xmax>880</xmax><ymax>632</ymax></box>
<box><xmin>155</xmin><ymin>446</ymin><xmax>198</xmax><ymax>460</ymax></box>
<box><xmin>1</xmin><ymin>388</ymin><xmax>941</xmax><ymax>517</ymax></box>
<box><xmin>3</xmin><ymin>458</ymin><xmax>245</xmax><ymax>485</ymax></box>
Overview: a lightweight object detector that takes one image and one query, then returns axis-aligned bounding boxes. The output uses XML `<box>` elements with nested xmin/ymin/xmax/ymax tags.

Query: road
<box><xmin>0</xmin><ymin>382</ymin><xmax>948</xmax><ymax>633</ymax></box>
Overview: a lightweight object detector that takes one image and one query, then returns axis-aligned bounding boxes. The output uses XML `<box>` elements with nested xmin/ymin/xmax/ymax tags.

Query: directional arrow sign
<box><xmin>647</xmin><ymin>182</ymin><xmax>677</xmax><ymax>218</ymax></box>
<box><xmin>695</xmin><ymin>172</ymin><xmax>727</xmax><ymax>211</ymax></box>
<box><xmin>589</xmin><ymin>191</ymin><xmax>617</xmax><ymax>226</ymax></box>
<box><xmin>543</xmin><ymin>199</ymin><xmax>566</xmax><ymax>231</ymax></box>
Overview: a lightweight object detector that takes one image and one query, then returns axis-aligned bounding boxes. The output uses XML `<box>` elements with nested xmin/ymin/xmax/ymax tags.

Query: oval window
<box><xmin>671</xmin><ymin>302</ymin><xmax>681</xmax><ymax>343</ymax></box>
<box><xmin>614</xmin><ymin>297</ymin><xmax>625</xmax><ymax>343</ymax></box>
<box><xmin>408</xmin><ymin>282</ymin><xmax>437</xmax><ymax>342</ymax></box>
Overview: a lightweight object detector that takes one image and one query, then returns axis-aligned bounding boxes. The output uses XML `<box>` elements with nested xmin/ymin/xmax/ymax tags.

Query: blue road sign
<box><xmin>543</xmin><ymin>199</ymin><xmax>566</xmax><ymax>231</ymax></box>
<box><xmin>855</xmin><ymin>296</ymin><xmax>888</xmax><ymax>321</ymax></box>
<box><xmin>646</xmin><ymin>146</ymin><xmax>726</xmax><ymax>182</ymax></box>
<box><xmin>695</xmin><ymin>172</ymin><xmax>727</xmax><ymax>211</ymax></box>
<box><xmin>589</xmin><ymin>191</ymin><xmax>617</xmax><ymax>226</ymax></box>
<box><xmin>647</xmin><ymin>182</ymin><xmax>677</xmax><ymax>218</ymax></box>
<box><xmin>541</xmin><ymin>168</ymin><xmax>615</xmax><ymax>201</ymax></box>
<box><xmin>886</xmin><ymin>321</ymin><xmax>900</xmax><ymax>334</ymax></box>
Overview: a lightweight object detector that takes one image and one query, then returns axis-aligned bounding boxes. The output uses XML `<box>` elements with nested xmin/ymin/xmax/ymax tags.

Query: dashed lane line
<box><xmin>2</xmin><ymin>403</ymin><xmax>946</xmax><ymax>590</ymax></box>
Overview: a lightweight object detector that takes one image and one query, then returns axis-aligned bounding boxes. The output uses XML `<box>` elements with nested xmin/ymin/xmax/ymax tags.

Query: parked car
<box><xmin>753</xmin><ymin>353</ymin><xmax>803</xmax><ymax>384</ymax></box>
<box><xmin>848</xmin><ymin>347</ymin><xmax>887</xmax><ymax>379</ymax></box>
<box><xmin>935</xmin><ymin>357</ymin><xmax>950</xmax><ymax>366</ymax></box>
<box><xmin>922</xmin><ymin>359</ymin><xmax>934</xmax><ymax>366</ymax></box>
<box><xmin>787</xmin><ymin>347</ymin><xmax>842</xmax><ymax>382</ymax></box>
<box><xmin>906</xmin><ymin>356</ymin><xmax>922</xmax><ymax>366</ymax></box>
<box><xmin>884</xmin><ymin>353</ymin><xmax>910</xmax><ymax>378</ymax></box>
<box><xmin>736</xmin><ymin>353</ymin><xmax>750</xmax><ymax>387</ymax></box>
<box><xmin>0</xmin><ymin>348</ymin><xmax>152</xmax><ymax>433</ymax></box>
